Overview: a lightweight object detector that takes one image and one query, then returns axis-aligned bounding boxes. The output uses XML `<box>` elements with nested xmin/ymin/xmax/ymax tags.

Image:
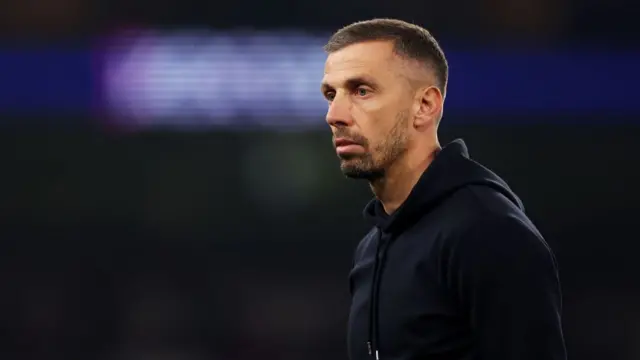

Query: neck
<box><xmin>370</xmin><ymin>142</ymin><xmax>440</xmax><ymax>214</ymax></box>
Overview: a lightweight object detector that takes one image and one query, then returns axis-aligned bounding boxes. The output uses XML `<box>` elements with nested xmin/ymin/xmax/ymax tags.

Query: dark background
<box><xmin>1</xmin><ymin>1</ymin><xmax>639</xmax><ymax>359</ymax></box>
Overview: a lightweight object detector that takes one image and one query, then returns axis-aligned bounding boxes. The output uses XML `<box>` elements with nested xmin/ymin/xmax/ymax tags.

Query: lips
<box><xmin>334</xmin><ymin>138</ymin><xmax>361</xmax><ymax>147</ymax></box>
<box><xmin>334</xmin><ymin>137</ymin><xmax>365</xmax><ymax>156</ymax></box>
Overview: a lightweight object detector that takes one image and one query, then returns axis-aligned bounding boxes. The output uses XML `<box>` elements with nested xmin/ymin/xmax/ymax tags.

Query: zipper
<box><xmin>368</xmin><ymin>230</ymin><xmax>389</xmax><ymax>359</ymax></box>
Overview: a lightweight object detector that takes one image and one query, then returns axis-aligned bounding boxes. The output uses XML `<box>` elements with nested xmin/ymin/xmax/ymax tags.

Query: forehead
<box><xmin>323</xmin><ymin>41</ymin><xmax>401</xmax><ymax>85</ymax></box>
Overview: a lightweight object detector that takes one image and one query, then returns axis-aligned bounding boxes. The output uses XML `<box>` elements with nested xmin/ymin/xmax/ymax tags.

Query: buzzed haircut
<box><xmin>324</xmin><ymin>18</ymin><xmax>448</xmax><ymax>97</ymax></box>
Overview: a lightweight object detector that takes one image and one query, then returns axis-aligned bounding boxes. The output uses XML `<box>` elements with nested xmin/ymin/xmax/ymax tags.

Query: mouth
<box><xmin>334</xmin><ymin>138</ymin><xmax>364</xmax><ymax>156</ymax></box>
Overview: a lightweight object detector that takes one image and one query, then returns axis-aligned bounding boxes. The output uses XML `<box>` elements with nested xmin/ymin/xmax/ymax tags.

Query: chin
<box><xmin>340</xmin><ymin>162</ymin><xmax>384</xmax><ymax>180</ymax></box>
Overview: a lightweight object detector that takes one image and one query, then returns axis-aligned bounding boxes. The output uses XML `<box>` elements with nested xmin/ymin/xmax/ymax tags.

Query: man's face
<box><xmin>321</xmin><ymin>41</ymin><xmax>414</xmax><ymax>180</ymax></box>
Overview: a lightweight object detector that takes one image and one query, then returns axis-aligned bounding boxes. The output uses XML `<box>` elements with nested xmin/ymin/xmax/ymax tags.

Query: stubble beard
<box><xmin>340</xmin><ymin>110</ymin><xmax>410</xmax><ymax>181</ymax></box>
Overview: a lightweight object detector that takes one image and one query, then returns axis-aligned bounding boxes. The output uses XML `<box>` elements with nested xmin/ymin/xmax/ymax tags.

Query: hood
<box><xmin>363</xmin><ymin>139</ymin><xmax>523</xmax><ymax>233</ymax></box>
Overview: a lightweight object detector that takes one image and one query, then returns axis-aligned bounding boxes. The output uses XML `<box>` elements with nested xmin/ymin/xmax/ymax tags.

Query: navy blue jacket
<box><xmin>347</xmin><ymin>139</ymin><xmax>566</xmax><ymax>360</ymax></box>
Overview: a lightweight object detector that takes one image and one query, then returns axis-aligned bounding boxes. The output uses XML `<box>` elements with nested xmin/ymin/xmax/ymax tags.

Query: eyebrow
<box><xmin>321</xmin><ymin>75</ymin><xmax>379</xmax><ymax>93</ymax></box>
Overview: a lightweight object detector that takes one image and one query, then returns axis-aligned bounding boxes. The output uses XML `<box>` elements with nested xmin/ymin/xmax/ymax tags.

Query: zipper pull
<box><xmin>375</xmin><ymin>350</ymin><xmax>380</xmax><ymax>359</ymax></box>
<box><xmin>367</xmin><ymin>341</ymin><xmax>372</xmax><ymax>355</ymax></box>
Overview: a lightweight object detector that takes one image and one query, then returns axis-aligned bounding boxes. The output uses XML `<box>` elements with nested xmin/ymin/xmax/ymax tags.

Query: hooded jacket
<box><xmin>347</xmin><ymin>139</ymin><xmax>566</xmax><ymax>360</ymax></box>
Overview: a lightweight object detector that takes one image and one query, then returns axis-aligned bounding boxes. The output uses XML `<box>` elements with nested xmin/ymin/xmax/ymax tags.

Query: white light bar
<box><xmin>103</xmin><ymin>31</ymin><xmax>331</xmax><ymax>127</ymax></box>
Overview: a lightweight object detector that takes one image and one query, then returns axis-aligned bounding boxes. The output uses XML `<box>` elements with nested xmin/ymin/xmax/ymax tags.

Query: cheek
<box><xmin>353</xmin><ymin>96</ymin><xmax>406</xmax><ymax>145</ymax></box>
<box><xmin>354</xmin><ymin>99</ymin><xmax>394</xmax><ymax>129</ymax></box>
<box><xmin>357</xmin><ymin>97</ymin><xmax>388</xmax><ymax>114</ymax></box>
<box><xmin>368</xmin><ymin>128</ymin><xmax>394</xmax><ymax>156</ymax></box>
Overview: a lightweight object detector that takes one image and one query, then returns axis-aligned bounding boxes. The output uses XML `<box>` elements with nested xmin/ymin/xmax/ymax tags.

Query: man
<box><xmin>321</xmin><ymin>19</ymin><xmax>566</xmax><ymax>360</ymax></box>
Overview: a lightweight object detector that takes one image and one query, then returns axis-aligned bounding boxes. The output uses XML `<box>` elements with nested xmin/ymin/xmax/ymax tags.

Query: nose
<box><xmin>325</xmin><ymin>92</ymin><xmax>353</xmax><ymax>128</ymax></box>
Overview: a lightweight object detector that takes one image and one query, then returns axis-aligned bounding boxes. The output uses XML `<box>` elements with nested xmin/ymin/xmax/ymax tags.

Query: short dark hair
<box><xmin>324</xmin><ymin>18</ymin><xmax>448</xmax><ymax>97</ymax></box>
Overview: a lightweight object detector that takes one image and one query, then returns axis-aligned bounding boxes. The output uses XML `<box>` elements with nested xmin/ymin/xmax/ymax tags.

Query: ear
<box><xmin>413</xmin><ymin>86</ymin><xmax>443</xmax><ymax>129</ymax></box>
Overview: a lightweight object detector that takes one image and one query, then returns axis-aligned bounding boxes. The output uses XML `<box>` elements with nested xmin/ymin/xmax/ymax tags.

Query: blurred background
<box><xmin>0</xmin><ymin>0</ymin><xmax>638</xmax><ymax>359</ymax></box>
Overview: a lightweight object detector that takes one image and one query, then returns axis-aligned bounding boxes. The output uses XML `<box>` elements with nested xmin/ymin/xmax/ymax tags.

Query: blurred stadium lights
<box><xmin>103</xmin><ymin>31</ymin><xmax>328</xmax><ymax>127</ymax></box>
<box><xmin>0</xmin><ymin>30</ymin><xmax>637</xmax><ymax>129</ymax></box>
<box><xmin>102</xmin><ymin>31</ymin><xmax>639</xmax><ymax>128</ymax></box>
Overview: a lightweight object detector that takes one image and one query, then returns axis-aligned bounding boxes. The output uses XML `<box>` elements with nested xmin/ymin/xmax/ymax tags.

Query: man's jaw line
<box><xmin>369</xmin><ymin>145</ymin><xmax>439</xmax><ymax>214</ymax></box>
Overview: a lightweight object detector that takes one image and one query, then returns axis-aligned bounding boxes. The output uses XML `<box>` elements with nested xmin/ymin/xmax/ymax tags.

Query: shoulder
<box><xmin>451</xmin><ymin>184</ymin><xmax>526</xmax><ymax>221</ymax></box>
<box><xmin>459</xmin><ymin>213</ymin><xmax>548</xmax><ymax>251</ymax></box>
<box><xmin>433</xmin><ymin>183</ymin><xmax>541</xmax><ymax>240</ymax></box>
<box><xmin>446</xmin><ymin>212</ymin><xmax>558</xmax><ymax>283</ymax></box>
<box><xmin>433</xmin><ymin>183</ymin><xmax>555</xmax><ymax>268</ymax></box>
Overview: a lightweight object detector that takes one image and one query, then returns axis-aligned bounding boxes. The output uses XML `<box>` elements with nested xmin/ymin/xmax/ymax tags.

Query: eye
<box><xmin>356</xmin><ymin>87</ymin><xmax>370</xmax><ymax>97</ymax></box>
<box><xmin>325</xmin><ymin>91</ymin><xmax>336</xmax><ymax>101</ymax></box>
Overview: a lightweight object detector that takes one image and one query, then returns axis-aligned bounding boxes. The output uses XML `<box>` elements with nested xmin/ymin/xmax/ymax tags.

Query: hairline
<box><xmin>325</xmin><ymin>38</ymin><xmax>438</xmax><ymax>91</ymax></box>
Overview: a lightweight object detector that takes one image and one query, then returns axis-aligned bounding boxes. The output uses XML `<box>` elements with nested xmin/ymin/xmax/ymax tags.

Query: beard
<box><xmin>339</xmin><ymin>153</ymin><xmax>384</xmax><ymax>180</ymax></box>
<box><xmin>338</xmin><ymin>110</ymin><xmax>410</xmax><ymax>181</ymax></box>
